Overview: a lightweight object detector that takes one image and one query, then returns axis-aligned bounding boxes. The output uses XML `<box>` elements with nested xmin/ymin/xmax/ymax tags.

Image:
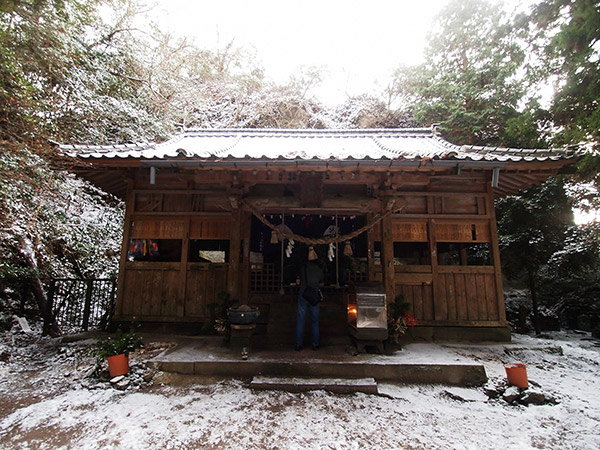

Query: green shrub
<box><xmin>93</xmin><ymin>328</ymin><xmax>143</xmax><ymax>360</ymax></box>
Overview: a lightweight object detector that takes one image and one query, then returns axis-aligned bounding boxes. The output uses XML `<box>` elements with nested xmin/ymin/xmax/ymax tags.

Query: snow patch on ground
<box><xmin>1</xmin><ymin>331</ymin><xmax>599</xmax><ymax>449</ymax></box>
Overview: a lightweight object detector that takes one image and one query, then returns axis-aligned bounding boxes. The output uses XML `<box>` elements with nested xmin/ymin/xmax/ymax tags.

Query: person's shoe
<box><xmin>295</xmin><ymin>345</ymin><xmax>303</xmax><ymax>352</ymax></box>
<box><xmin>311</xmin><ymin>345</ymin><xmax>319</xmax><ymax>351</ymax></box>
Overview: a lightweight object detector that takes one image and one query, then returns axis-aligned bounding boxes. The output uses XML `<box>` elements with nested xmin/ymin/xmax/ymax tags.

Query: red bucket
<box><xmin>107</xmin><ymin>353</ymin><xmax>129</xmax><ymax>378</ymax></box>
<box><xmin>505</xmin><ymin>363</ymin><xmax>528</xmax><ymax>388</ymax></box>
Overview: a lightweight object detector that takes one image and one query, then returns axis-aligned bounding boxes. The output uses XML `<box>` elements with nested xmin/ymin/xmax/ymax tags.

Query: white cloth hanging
<box><xmin>285</xmin><ymin>239</ymin><xmax>295</xmax><ymax>258</ymax></box>
<box><xmin>327</xmin><ymin>242</ymin><xmax>336</xmax><ymax>261</ymax></box>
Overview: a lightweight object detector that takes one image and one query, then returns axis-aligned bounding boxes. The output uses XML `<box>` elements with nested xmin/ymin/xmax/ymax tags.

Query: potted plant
<box><xmin>94</xmin><ymin>328</ymin><xmax>143</xmax><ymax>378</ymax></box>
<box><xmin>206</xmin><ymin>291</ymin><xmax>236</xmax><ymax>337</ymax></box>
<box><xmin>387</xmin><ymin>295</ymin><xmax>418</xmax><ymax>345</ymax></box>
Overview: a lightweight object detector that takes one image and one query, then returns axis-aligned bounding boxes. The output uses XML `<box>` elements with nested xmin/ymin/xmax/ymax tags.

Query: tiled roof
<box><xmin>61</xmin><ymin>128</ymin><xmax>578</xmax><ymax>163</ymax></box>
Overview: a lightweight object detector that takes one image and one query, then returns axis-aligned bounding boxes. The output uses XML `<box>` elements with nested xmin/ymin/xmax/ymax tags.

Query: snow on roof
<box><xmin>60</xmin><ymin>128</ymin><xmax>578</xmax><ymax>163</ymax></box>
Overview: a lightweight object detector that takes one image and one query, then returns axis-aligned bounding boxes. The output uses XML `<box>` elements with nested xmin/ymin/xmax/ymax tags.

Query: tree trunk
<box><xmin>18</xmin><ymin>237</ymin><xmax>61</xmax><ymax>337</ymax></box>
<box><xmin>527</xmin><ymin>268</ymin><xmax>541</xmax><ymax>335</ymax></box>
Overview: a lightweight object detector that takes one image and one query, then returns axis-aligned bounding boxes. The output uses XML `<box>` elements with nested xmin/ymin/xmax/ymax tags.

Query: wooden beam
<box><xmin>367</xmin><ymin>213</ymin><xmax>376</xmax><ymax>281</ymax></box>
<box><xmin>246</xmin><ymin>194</ymin><xmax>388</xmax><ymax>213</ymax></box>
<box><xmin>133</xmin><ymin>188</ymin><xmax>226</xmax><ymax>195</ymax></box>
<box><xmin>177</xmin><ymin>217</ymin><xmax>191</xmax><ymax>317</ymax></box>
<box><xmin>499</xmin><ymin>174</ymin><xmax>532</xmax><ymax>190</ymax></box>
<box><xmin>240</xmin><ymin>211</ymin><xmax>252</xmax><ymax>302</ymax></box>
<box><xmin>505</xmin><ymin>158</ymin><xmax>579</xmax><ymax>171</ymax></box>
<box><xmin>428</xmin><ymin>219</ymin><xmax>446</xmax><ymax>321</ymax></box>
<box><xmin>228</xmin><ymin>208</ymin><xmax>242</xmax><ymax>300</ymax></box>
<box><xmin>486</xmin><ymin>185</ymin><xmax>507</xmax><ymax>324</ymax></box>
<box><xmin>415</xmin><ymin>320</ymin><xmax>508</xmax><ymax>327</ymax></box>
<box><xmin>115</xmin><ymin>179</ymin><xmax>134</xmax><ymax>318</ymax></box>
<box><xmin>380</xmin><ymin>214</ymin><xmax>395</xmax><ymax>304</ymax></box>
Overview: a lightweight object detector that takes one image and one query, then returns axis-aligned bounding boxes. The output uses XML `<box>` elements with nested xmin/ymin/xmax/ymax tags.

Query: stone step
<box><xmin>253</xmin><ymin>334</ymin><xmax>352</xmax><ymax>347</ymax></box>
<box><xmin>154</xmin><ymin>357</ymin><xmax>489</xmax><ymax>386</ymax></box>
<box><xmin>250</xmin><ymin>376</ymin><xmax>378</xmax><ymax>394</ymax></box>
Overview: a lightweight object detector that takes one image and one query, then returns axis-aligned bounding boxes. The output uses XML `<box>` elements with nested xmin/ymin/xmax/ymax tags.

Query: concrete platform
<box><xmin>149</xmin><ymin>336</ymin><xmax>488</xmax><ymax>387</ymax></box>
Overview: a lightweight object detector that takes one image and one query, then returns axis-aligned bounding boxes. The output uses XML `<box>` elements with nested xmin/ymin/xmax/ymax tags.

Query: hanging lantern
<box><xmin>270</xmin><ymin>230</ymin><xmax>279</xmax><ymax>244</ymax></box>
<box><xmin>344</xmin><ymin>241</ymin><xmax>353</xmax><ymax>256</ymax></box>
<box><xmin>308</xmin><ymin>245</ymin><xmax>318</xmax><ymax>261</ymax></box>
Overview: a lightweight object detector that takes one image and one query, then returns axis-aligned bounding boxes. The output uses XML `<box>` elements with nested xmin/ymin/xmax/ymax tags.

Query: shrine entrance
<box><xmin>246</xmin><ymin>212</ymin><xmax>369</xmax><ymax>346</ymax></box>
<box><xmin>248</xmin><ymin>213</ymin><xmax>369</xmax><ymax>294</ymax></box>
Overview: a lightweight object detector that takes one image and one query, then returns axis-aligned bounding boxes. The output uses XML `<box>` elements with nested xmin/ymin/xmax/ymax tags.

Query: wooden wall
<box><xmin>114</xmin><ymin>177</ymin><xmax>507</xmax><ymax>328</ymax></box>
<box><xmin>115</xmin><ymin>188</ymin><xmax>236</xmax><ymax>321</ymax></box>
<box><xmin>372</xmin><ymin>190</ymin><xmax>506</xmax><ymax>327</ymax></box>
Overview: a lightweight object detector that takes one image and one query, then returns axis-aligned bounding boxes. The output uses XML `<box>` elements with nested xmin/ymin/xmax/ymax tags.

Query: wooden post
<box><xmin>177</xmin><ymin>217</ymin><xmax>191</xmax><ymax>317</ymax></box>
<box><xmin>82</xmin><ymin>279</ymin><xmax>93</xmax><ymax>331</ymax></box>
<box><xmin>47</xmin><ymin>279</ymin><xmax>56</xmax><ymax>319</ymax></box>
<box><xmin>239</xmin><ymin>211</ymin><xmax>252</xmax><ymax>302</ymax></box>
<box><xmin>228</xmin><ymin>208</ymin><xmax>242</xmax><ymax>300</ymax></box>
<box><xmin>366</xmin><ymin>213</ymin><xmax>376</xmax><ymax>282</ymax></box>
<box><xmin>486</xmin><ymin>185</ymin><xmax>507</xmax><ymax>323</ymax></box>
<box><xmin>115</xmin><ymin>180</ymin><xmax>134</xmax><ymax>319</ymax></box>
<box><xmin>429</xmin><ymin>219</ymin><xmax>445</xmax><ymax>320</ymax></box>
<box><xmin>427</xmin><ymin>195</ymin><xmax>446</xmax><ymax>321</ymax></box>
<box><xmin>381</xmin><ymin>214</ymin><xmax>395</xmax><ymax>304</ymax></box>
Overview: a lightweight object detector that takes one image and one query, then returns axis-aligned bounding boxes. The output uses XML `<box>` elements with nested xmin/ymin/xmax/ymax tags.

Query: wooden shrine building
<box><xmin>62</xmin><ymin>127</ymin><xmax>578</xmax><ymax>341</ymax></box>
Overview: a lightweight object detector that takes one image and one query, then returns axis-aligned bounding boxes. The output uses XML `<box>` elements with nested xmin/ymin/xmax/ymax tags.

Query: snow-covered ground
<box><xmin>1</xmin><ymin>330</ymin><xmax>599</xmax><ymax>450</ymax></box>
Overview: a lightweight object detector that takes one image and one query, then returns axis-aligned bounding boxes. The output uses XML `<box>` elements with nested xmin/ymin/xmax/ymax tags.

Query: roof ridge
<box><xmin>180</xmin><ymin>127</ymin><xmax>433</xmax><ymax>135</ymax></box>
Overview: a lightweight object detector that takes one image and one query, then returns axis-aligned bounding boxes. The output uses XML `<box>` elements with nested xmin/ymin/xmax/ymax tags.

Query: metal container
<box><xmin>347</xmin><ymin>282</ymin><xmax>387</xmax><ymax>341</ymax></box>
<box><xmin>227</xmin><ymin>305</ymin><xmax>260</xmax><ymax>325</ymax></box>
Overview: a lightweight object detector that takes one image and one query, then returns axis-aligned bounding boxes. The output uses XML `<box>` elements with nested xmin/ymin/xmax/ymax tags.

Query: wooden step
<box><xmin>250</xmin><ymin>376</ymin><xmax>378</xmax><ymax>394</ymax></box>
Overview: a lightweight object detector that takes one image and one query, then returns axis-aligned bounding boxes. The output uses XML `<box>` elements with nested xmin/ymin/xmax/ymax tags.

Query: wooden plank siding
<box><xmin>185</xmin><ymin>264</ymin><xmax>229</xmax><ymax>317</ymax></box>
<box><xmin>388</xmin><ymin>193</ymin><xmax>506</xmax><ymax>326</ymax></box>
<box><xmin>395</xmin><ymin>283</ymin><xmax>434</xmax><ymax>321</ymax></box>
<box><xmin>121</xmin><ymin>263</ymin><xmax>181</xmax><ymax>318</ymax></box>
<box><xmin>398</xmin><ymin>267</ymin><xmax>499</xmax><ymax>324</ymax></box>
<box><xmin>130</xmin><ymin>218</ymin><xmax>186</xmax><ymax>239</ymax></box>
<box><xmin>113</xmin><ymin>180</ymin><xmax>507</xmax><ymax>328</ymax></box>
<box><xmin>115</xmin><ymin>211</ymin><xmax>232</xmax><ymax>321</ymax></box>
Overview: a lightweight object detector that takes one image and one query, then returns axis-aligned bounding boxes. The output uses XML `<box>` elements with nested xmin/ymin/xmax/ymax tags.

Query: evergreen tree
<box><xmin>527</xmin><ymin>0</ymin><xmax>600</xmax><ymax>150</ymax></box>
<box><xmin>390</xmin><ymin>0</ymin><xmax>533</xmax><ymax>146</ymax></box>
<box><xmin>496</xmin><ymin>178</ymin><xmax>574</xmax><ymax>334</ymax></box>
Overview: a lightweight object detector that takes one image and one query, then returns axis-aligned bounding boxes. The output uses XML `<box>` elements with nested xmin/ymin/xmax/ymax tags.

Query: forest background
<box><xmin>1</xmin><ymin>0</ymin><xmax>599</xmax><ymax>336</ymax></box>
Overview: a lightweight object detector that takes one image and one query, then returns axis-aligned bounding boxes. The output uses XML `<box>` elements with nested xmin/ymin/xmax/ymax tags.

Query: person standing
<box><xmin>295</xmin><ymin>260</ymin><xmax>323</xmax><ymax>351</ymax></box>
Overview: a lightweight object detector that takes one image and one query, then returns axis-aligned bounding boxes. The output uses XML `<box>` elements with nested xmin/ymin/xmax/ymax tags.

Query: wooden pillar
<box><xmin>228</xmin><ymin>208</ymin><xmax>242</xmax><ymax>300</ymax></box>
<box><xmin>486</xmin><ymin>185</ymin><xmax>507</xmax><ymax>323</ymax></box>
<box><xmin>114</xmin><ymin>180</ymin><xmax>134</xmax><ymax>319</ymax></box>
<box><xmin>366</xmin><ymin>213</ymin><xmax>376</xmax><ymax>281</ymax></box>
<box><xmin>429</xmin><ymin>219</ymin><xmax>445</xmax><ymax>320</ymax></box>
<box><xmin>381</xmin><ymin>214</ymin><xmax>395</xmax><ymax>303</ymax></box>
<box><xmin>177</xmin><ymin>216</ymin><xmax>190</xmax><ymax>317</ymax></box>
<box><xmin>239</xmin><ymin>210</ymin><xmax>252</xmax><ymax>302</ymax></box>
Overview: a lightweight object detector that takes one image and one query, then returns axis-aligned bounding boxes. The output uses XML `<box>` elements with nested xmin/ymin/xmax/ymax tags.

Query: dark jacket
<box><xmin>300</xmin><ymin>262</ymin><xmax>323</xmax><ymax>294</ymax></box>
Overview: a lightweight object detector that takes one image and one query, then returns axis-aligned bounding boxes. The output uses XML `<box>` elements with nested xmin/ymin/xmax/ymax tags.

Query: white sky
<box><xmin>145</xmin><ymin>0</ymin><xmax>452</xmax><ymax>105</ymax></box>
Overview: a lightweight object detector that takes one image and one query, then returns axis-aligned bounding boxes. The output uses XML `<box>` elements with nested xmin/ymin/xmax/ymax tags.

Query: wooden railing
<box><xmin>250</xmin><ymin>263</ymin><xmax>280</xmax><ymax>292</ymax></box>
<box><xmin>250</xmin><ymin>263</ymin><xmax>368</xmax><ymax>293</ymax></box>
<box><xmin>48</xmin><ymin>278</ymin><xmax>116</xmax><ymax>331</ymax></box>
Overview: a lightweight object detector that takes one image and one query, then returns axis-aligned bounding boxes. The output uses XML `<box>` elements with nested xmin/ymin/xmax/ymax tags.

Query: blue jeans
<box><xmin>295</xmin><ymin>294</ymin><xmax>320</xmax><ymax>348</ymax></box>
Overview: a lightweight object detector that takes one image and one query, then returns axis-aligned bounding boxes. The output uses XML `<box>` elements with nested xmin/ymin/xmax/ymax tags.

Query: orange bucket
<box><xmin>107</xmin><ymin>353</ymin><xmax>129</xmax><ymax>378</ymax></box>
<box><xmin>505</xmin><ymin>363</ymin><xmax>528</xmax><ymax>388</ymax></box>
